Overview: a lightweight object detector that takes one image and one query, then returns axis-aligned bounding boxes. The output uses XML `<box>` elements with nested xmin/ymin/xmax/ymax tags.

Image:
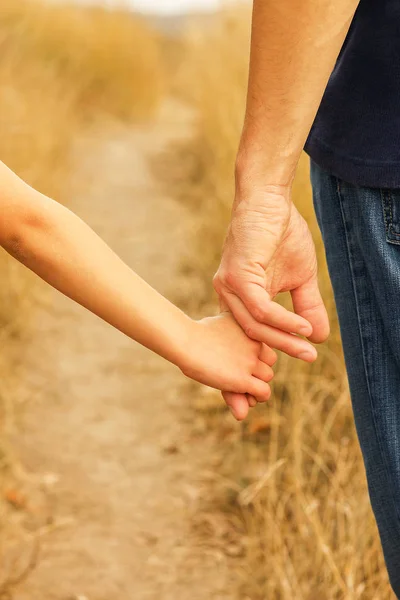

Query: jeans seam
<box><xmin>335</xmin><ymin>177</ymin><xmax>400</xmax><ymax>534</ymax></box>
<box><xmin>381</xmin><ymin>189</ymin><xmax>400</xmax><ymax>243</ymax></box>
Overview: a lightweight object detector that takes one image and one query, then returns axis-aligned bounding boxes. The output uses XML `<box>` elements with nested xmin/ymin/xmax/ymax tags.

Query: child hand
<box><xmin>180</xmin><ymin>312</ymin><xmax>276</xmax><ymax>406</ymax></box>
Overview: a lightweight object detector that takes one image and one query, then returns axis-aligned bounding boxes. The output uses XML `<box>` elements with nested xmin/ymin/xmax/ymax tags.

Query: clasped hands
<box><xmin>213</xmin><ymin>185</ymin><xmax>330</xmax><ymax>420</ymax></box>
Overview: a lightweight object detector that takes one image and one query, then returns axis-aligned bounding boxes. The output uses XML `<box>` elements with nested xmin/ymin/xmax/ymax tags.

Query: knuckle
<box><xmin>237</xmin><ymin>381</ymin><xmax>248</xmax><ymax>395</ymax></box>
<box><xmin>252</xmin><ymin>356</ymin><xmax>260</xmax><ymax>370</ymax></box>
<box><xmin>224</xmin><ymin>269</ymin><xmax>238</xmax><ymax>289</ymax></box>
<box><xmin>213</xmin><ymin>268</ymin><xmax>238</xmax><ymax>292</ymax></box>
<box><xmin>251</xmin><ymin>305</ymin><xmax>266</xmax><ymax>323</ymax></box>
<box><xmin>244</xmin><ymin>324</ymin><xmax>257</xmax><ymax>339</ymax></box>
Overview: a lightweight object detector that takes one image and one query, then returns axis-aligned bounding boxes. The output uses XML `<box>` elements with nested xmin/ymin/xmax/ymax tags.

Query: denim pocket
<box><xmin>381</xmin><ymin>189</ymin><xmax>400</xmax><ymax>244</ymax></box>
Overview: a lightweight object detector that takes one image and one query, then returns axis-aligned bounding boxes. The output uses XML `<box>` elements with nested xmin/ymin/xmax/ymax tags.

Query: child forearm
<box><xmin>0</xmin><ymin>162</ymin><xmax>294</xmax><ymax>417</ymax></box>
<box><xmin>0</xmin><ymin>165</ymin><xmax>192</xmax><ymax>369</ymax></box>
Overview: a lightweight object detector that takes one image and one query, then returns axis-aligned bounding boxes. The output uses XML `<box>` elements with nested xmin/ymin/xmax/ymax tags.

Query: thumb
<box><xmin>222</xmin><ymin>391</ymin><xmax>249</xmax><ymax>421</ymax></box>
<box><xmin>291</xmin><ymin>276</ymin><xmax>330</xmax><ymax>344</ymax></box>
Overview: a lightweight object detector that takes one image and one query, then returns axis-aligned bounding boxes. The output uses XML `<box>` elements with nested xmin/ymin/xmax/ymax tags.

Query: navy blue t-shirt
<box><xmin>305</xmin><ymin>0</ymin><xmax>400</xmax><ymax>189</ymax></box>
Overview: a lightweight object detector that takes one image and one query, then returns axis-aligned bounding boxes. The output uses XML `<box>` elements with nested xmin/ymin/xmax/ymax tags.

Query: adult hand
<box><xmin>214</xmin><ymin>184</ymin><xmax>330</xmax><ymax>421</ymax></box>
<box><xmin>211</xmin><ymin>0</ymin><xmax>357</xmax><ymax>421</ymax></box>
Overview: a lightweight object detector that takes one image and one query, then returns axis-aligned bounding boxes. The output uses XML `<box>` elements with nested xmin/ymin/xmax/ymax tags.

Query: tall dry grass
<box><xmin>0</xmin><ymin>2</ymin><xmax>162</xmax><ymax>593</ymax></box>
<box><xmin>0</xmin><ymin>0</ymin><xmax>163</xmax><ymax>187</ymax></box>
<box><xmin>176</xmin><ymin>8</ymin><xmax>392</xmax><ymax>598</ymax></box>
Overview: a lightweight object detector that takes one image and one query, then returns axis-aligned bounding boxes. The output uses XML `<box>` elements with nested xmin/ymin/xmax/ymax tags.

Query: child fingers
<box><xmin>248</xmin><ymin>377</ymin><xmax>271</xmax><ymax>403</ymax></box>
<box><xmin>248</xmin><ymin>393</ymin><xmax>269</xmax><ymax>405</ymax></box>
<box><xmin>260</xmin><ymin>344</ymin><xmax>278</xmax><ymax>366</ymax></box>
<box><xmin>246</xmin><ymin>394</ymin><xmax>258</xmax><ymax>408</ymax></box>
<box><xmin>253</xmin><ymin>361</ymin><xmax>274</xmax><ymax>383</ymax></box>
<box><xmin>222</xmin><ymin>391</ymin><xmax>249</xmax><ymax>421</ymax></box>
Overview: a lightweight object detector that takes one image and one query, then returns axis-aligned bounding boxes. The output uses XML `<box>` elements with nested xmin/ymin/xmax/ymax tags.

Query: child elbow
<box><xmin>3</xmin><ymin>206</ymin><xmax>48</xmax><ymax>262</ymax></box>
<box><xmin>6</xmin><ymin>231</ymin><xmax>29</xmax><ymax>262</ymax></box>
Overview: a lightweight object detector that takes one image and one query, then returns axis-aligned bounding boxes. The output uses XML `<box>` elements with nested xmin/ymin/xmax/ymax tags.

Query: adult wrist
<box><xmin>233</xmin><ymin>154</ymin><xmax>294</xmax><ymax>212</ymax></box>
<box><xmin>235</xmin><ymin>125</ymin><xmax>300</xmax><ymax>197</ymax></box>
<box><xmin>235</xmin><ymin>149</ymin><xmax>296</xmax><ymax>191</ymax></box>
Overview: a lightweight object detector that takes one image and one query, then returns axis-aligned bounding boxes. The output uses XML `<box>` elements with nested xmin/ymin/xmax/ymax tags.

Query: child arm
<box><xmin>0</xmin><ymin>162</ymin><xmax>274</xmax><ymax>405</ymax></box>
<box><xmin>0</xmin><ymin>161</ymin><xmax>193</xmax><ymax>368</ymax></box>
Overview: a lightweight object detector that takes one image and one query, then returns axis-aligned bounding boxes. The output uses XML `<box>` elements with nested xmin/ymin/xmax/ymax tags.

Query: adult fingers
<box><xmin>291</xmin><ymin>277</ymin><xmax>330</xmax><ymax>344</ymax></box>
<box><xmin>222</xmin><ymin>391</ymin><xmax>249</xmax><ymax>421</ymax></box>
<box><xmin>224</xmin><ymin>293</ymin><xmax>317</xmax><ymax>362</ymax></box>
<box><xmin>231</xmin><ymin>284</ymin><xmax>313</xmax><ymax>337</ymax></box>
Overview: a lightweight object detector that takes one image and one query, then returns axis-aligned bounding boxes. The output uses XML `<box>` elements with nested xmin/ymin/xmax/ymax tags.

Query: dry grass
<box><xmin>175</xmin><ymin>8</ymin><xmax>393</xmax><ymax>598</ymax></box>
<box><xmin>0</xmin><ymin>2</ymin><xmax>162</xmax><ymax>594</ymax></box>
<box><xmin>0</xmin><ymin>0</ymin><xmax>163</xmax><ymax>188</ymax></box>
<box><xmin>1</xmin><ymin>1</ymin><xmax>163</xmax><ymax>123</ymax></box>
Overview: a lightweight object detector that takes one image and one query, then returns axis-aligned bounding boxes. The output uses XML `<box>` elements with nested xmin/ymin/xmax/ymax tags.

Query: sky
<box><xmin>72</xmin><ymin>0</ymin><xmax>241</xmax><ymax>15</ymax></box>
<box><xmin>70</xmin><ymin>0</ymin><xmax>246</xmax><ymax>16</ymax></box>
<box><xmin>130</xmin><ymin>0</ymin><xmax>221</xmax><ymax>14</ymax></box>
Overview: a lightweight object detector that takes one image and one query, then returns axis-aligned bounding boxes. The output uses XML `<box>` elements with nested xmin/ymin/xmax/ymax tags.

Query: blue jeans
<box><xmin>311</xmin><ymin>160</ymin><xmax>400</xmax><ymax>595</ymax></box>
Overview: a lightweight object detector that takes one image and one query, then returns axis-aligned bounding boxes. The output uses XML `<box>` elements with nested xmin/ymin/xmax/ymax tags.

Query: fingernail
<box><xmin>297</xmin><ymin>350</ymin><xmax>316</xmax><ymax>362</ymax></box>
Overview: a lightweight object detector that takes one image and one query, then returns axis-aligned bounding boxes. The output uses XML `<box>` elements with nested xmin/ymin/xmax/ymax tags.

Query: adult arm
<box><xmin>214</xmin><ymin>0</ymin><xmax>359</xmax><ymax>414</ymax></box>
<box><xmin>215</xmin><ymin>0</ymin><xmax>359</xmax><ymax>348</ymax></box>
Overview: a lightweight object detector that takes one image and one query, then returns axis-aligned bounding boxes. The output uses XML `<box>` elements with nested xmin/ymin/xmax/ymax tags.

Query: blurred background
<box><xmin>0</xmin><ymin>1</ymin><xmax>393</xmax><ymax>599</ymax></box>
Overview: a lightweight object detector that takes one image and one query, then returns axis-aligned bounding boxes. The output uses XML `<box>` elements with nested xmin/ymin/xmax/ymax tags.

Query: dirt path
<box><xmin>10</xmin><ymin>103</ymin><xmax>234</xmax><ymax>600</ymax></box>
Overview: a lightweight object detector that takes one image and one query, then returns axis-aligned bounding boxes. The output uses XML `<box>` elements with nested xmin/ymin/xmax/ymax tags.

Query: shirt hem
<box><xmin>304</xmin><ymin>136</ymin><xmax>400</xmax><ymax>190</ymax></box>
